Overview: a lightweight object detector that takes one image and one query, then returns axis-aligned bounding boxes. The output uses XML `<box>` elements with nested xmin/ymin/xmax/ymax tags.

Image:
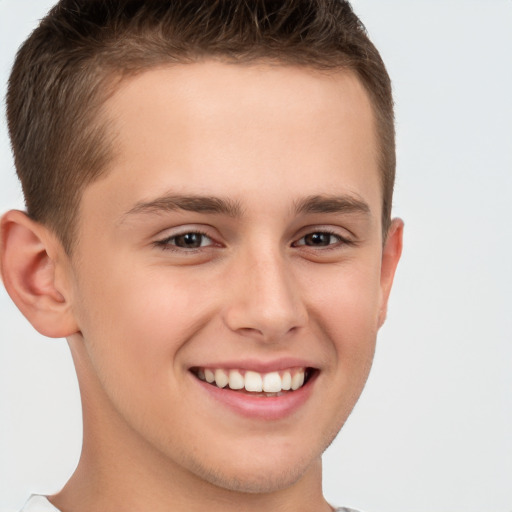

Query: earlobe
<box><xmin>0</xmin><ymin>210</ymin><xmax>79</xmax><ymax>338</ymax></box>
<box><xmin>378</xmin><ymin>218</ymin><xmax>404</xmax><ymax>328</ymax></box>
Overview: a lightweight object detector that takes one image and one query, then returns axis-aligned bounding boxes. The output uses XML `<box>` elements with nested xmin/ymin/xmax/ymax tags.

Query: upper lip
<box><xmin>188</xmin><ymin>357</ymin><xmax>318</xmax><ymax>373</ymax></box>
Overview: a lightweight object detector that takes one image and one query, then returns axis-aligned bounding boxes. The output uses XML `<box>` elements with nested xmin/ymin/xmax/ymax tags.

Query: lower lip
<box><xmin>191</xmin><ymin>372</ymin><xmax>317</xmax><ymax>421</ymax></box>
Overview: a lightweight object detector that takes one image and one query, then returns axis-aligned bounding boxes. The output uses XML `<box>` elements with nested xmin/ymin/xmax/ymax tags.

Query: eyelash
<box><xmin>154</xmin><ymin>229</ymin><xmax>352</xmax><ymax>253</ymax></box>
<box><xmin>154</xmin><ymin>230</ymin><xmax>215</xmax><ymax>252</ymax></box>
<box><xmin>292</xmin><ymin>230</ymin><xmax>352</xmax><ymax>250</ymax></box>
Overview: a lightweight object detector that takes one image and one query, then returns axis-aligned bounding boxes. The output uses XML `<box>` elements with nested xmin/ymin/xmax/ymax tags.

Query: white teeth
<box><xmin>291</xmin><ymin>371</ymin><xmax>305</xmax><ymax>391</ymax></box>
<box><xmin>214</xmin><ymin>369</ymin><xmax>229</xmax><ymax>388</ymax></box>
<box><xmin>281</xmin><ymin>371</ymin><xmax>292</xmax><ymax>391</ymax></box>
<box><xmin>263</xmin><ymin>371</ymin><xmax>282</xmax><ymax>392</ymax></box>
<box><xmin>228</xmin><ymin>370</ymin><xmax>244</xmax><ymax>390</ymax></box>
<box><xmin>244</xmin><ymin>371</ymin><xmax>263</xmax><ymax>392</ymax></box>
<box><xmin>197</xmin><ymin>367</ymin><xmax>308</xmax><ymax>393</ymax></box>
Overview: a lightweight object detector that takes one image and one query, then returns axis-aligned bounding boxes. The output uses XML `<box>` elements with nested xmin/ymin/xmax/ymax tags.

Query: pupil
<box><xmin>306</xmin><ymin>233</ymin><xmax>330</xmax><ymax>246</ymax></box>
<box><xmin>176</xmin><ymin>233</ymin><xmax>202</xmax><ymax>248</ymax></box>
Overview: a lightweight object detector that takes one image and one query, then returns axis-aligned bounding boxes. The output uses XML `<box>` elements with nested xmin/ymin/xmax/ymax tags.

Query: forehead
<box><xmin>82</xmin><ymin>61</ymin><xmax>380</xmax><ymax>226</ymax></box>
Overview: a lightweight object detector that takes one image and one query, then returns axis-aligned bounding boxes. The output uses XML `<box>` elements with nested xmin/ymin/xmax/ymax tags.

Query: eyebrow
<box><xmin>124</xmin><ymin>194</ymin><xmax>243</xmax><ymax>218</ymax></box>
<box><xmin>293</xmin><ymin>194</ymin><xmax>371</xmax><ymax>216</ymax></box>
<box><xmin>122</xmin><ymin>192</ymin><xmax>371</xmax><ymax>221</ymax></box>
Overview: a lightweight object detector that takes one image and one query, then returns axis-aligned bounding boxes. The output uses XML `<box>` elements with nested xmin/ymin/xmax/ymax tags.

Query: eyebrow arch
<box><xmin>294</xmin><ymin>194</ymin><xmax>371</xmax><ymax>216</ymax></box>
<box><xmin>124</xmin><ymin>194</ymin><xmax>243</xmax><ymax>218</ymax></box>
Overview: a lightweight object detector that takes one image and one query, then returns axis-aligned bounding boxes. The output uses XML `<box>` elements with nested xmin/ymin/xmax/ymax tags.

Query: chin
<box><xmin>181</xmin><ymin>431</ymin><xmax>335</xmax><ymax>495</ymax></box>
<box><xmin>191</xmin><ymin>458</ymin><xmax>311</xmax><ymax>494</ymax></box>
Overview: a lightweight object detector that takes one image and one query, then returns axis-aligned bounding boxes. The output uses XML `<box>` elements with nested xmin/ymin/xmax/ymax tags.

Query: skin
<box><xmin>0</xmin><ymin>61</ymin><xmax>403</xmax><ymax>512</ymax></box>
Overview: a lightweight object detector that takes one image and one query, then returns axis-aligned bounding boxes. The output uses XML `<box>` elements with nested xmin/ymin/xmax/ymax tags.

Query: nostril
<box><xmin>238</xmin><ymin>326</ymin><xmax>264</xmax><ymax>336</ymax></box>
<box><xmin>235</xmin><ymin>324</ymin><xmax>300</xmax><ymax>343</ymax></box>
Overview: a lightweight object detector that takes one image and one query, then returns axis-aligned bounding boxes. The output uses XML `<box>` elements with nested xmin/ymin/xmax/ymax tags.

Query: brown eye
<box><xmin>159</xmin><ymin>232</ymin><xmax>213</xmax><ymax>249</ymax></box>
<box><xmin>296</xmin><ymin>232</ymin><xmax>341</xmax><ymax>247</ymax></box>
<box><xmin>304</xmin><ymin>233</ymin><xmax>333</xmax><ymax>246</ymax></box>
<box><xmin>175</xmin><ymin>233</ymin><xmax>204</xmax><ymax>248</ymax></box>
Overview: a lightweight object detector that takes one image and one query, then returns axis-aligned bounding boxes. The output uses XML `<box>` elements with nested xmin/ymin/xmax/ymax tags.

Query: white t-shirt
<box><xmin>20</xmin><ymin>496</ymin><xmax>60</xmax><ymax>512</ymax></box>
<box><xmin>20</xmin><ymin>494</ymin><xmax>362</xmax><ymax>511</ymax></box>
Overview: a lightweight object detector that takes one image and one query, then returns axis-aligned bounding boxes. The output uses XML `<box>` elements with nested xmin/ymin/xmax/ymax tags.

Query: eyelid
<box><xmin>292</xmin><ymin>226</ymin><xmax>354</xmax><ymax>247</ymax></box>
<box><xmin>293</xmin><ymin>231</ymin><xmax>342</xmax><ymax>247</ymax></box>
<box><xmin>153</xmin><ymin>225</ymin><xmax>221</xmax><ymax>251</ymax></box>
<box><xmin>160</xmin><ymin>232</ymin><xmax>212</xmax><ymax>246</ymax></box>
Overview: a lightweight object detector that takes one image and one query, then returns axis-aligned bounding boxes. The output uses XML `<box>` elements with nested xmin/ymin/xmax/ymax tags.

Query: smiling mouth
<box><xmin>190</xmin><ymin>367</ymin><xmax>316</xmax><ymax>397</ymax></box>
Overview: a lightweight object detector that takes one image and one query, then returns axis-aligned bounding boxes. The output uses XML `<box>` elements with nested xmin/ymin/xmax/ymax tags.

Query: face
<box><xmin>65</xmin><ymin>62</ymin><xmax>400</xmax><ymax>493</ymax></box>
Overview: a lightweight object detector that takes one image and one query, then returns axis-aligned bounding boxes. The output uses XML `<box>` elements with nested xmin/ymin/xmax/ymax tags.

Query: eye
<box><xmin>156</xmin><ymin>231</ymin><xmax>214</xmax><ymax>250</ymax></box>
<box><xmin>294</xmin><ymin>231</ymin><xmax>343</xmax><ymax>248</ymax></box>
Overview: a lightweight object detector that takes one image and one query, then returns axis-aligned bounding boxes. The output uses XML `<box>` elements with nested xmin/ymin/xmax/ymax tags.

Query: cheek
<box><xmin>71</xmin><ymin>262</ymin><xmax>214</xmax><ymax>389</ymax></box>
<box><xmin>308</xmin><ymin>256</ymin><xmax>381</xmax><ymax>324</ymax></box>
<box><xmin>70</xmin><ymin>264</ymin><xmax>218</xmax><ymax>440</ymax></box>
<box><xmin>304</xmin><ymin>259</ymin><xmax>381</xmax><ymax>369</ymax></box>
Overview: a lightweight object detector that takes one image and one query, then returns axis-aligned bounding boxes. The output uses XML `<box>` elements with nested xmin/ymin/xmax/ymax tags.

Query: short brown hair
<box><xmin>7</xmin><ymin>0</ymin><xmax>395</xmax><ymax>253</ymax></box>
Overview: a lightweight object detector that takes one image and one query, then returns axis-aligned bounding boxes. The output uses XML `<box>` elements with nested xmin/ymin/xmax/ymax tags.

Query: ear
<box><xmin>377</xmin><ymin>218</ymin><xmax>404</xmax><ymax>328</ymax></box>
<box><xmin>0</xmin><ymin>210</ymin><xmax>79</xmax><ymax>338</ymax></box>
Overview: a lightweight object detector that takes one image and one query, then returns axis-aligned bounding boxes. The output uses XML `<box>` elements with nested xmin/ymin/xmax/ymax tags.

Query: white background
<box><xmin>1</xmin><ymin>1</ymin><xmax>511</xmax><ymax>511</ymax></box>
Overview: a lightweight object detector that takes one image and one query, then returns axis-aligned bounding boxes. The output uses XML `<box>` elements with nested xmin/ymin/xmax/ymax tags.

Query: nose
<box><xmin>222</xmin><ymin>247</ymin><xmax>308</xmax><ymax>342</ymax></box>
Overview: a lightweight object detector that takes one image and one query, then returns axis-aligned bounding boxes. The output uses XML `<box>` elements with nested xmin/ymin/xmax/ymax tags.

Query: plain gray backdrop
<box><xmin>1</xmin><ymin>1</ymin><xmax>511</xmax><ymax>511</ymax></box>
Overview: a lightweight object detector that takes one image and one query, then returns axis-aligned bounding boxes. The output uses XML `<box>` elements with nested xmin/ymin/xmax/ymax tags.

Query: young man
<box><xmin>1</xmin><ymin>1</ymin><xmax>403</xmax><ymax>511</ymax></box>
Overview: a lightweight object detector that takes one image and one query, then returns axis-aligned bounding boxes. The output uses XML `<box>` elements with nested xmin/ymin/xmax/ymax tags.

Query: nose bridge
<box><xmin>223</xmin><ymin>242</ymin><xmax>306</xmax><ymax>341</ymax></box>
